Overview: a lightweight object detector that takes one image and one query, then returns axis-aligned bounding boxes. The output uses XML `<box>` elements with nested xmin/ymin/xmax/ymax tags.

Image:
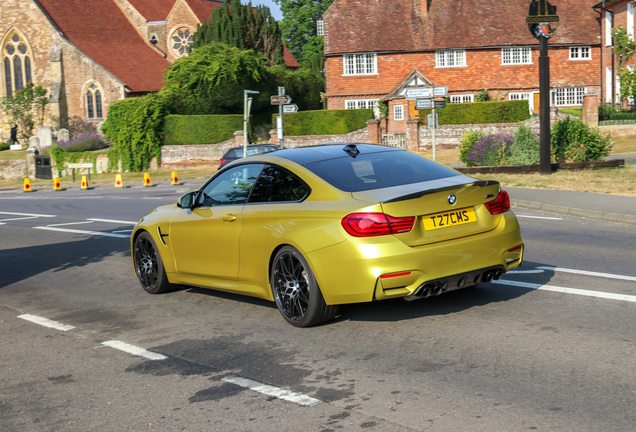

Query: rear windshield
<box><xmin>304</xmin><ymin>150</ymin><xmax>461</xmax><ymax>192</ymax></box>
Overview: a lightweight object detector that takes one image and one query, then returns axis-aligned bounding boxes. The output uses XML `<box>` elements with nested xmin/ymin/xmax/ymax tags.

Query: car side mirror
<box><xmin>177</xmin><ymin>191</ymin><xmax>197</xmax><ymax>209</ymax></box>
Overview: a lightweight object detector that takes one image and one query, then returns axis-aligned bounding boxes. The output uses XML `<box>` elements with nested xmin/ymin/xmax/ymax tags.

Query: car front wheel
<box><xmin>271</xmin><ymin>246</ymin><xmax>338</xmax><ymax>327</ymax></box>
<box><xmin>133</xmin><ymin>231</ymin><xmax>173</xmax><ymax>294</ymax></box>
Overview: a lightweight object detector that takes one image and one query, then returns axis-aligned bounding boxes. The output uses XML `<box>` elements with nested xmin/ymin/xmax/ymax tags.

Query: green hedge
<box><xmin>418</xmin><ymin>100</ymin><xmax>531</xmax><ymax>125</ymax></box>
<box><xmin>163</xmin><ymin>114</ymin><xmax>244</xmax><ymax>145</ymax></box>
<box><xmin>274</xmin><ymin>109</ymin><xmax>374</xmax><ymax>136</ymax></box>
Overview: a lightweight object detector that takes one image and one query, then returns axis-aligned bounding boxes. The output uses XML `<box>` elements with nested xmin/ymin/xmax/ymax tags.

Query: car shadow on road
<box><xmin>335</xmin><ymin>260</ymin><xmax>556</xmax><ymax>324</ymax></box>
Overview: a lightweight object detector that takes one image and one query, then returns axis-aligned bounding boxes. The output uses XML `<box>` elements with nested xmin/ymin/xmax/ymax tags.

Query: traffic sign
<box><xmin>433</xmin><ymin>86</ymin><xmax>448</xmax><ymax>97</ymax></box>
<box><xmin>405</xmin><ymin>87</ymin><xmax>433</xmax><ymax>99</ymax></box>
<box><xmin>271</xmin><ymin>95</ymin><xmax>292</xmax><ymax>105</ymax></box>
<box><xmin>433</xmin><ymin>100</ymin><xmax>446</xmax><ymax>109</ymax></box>
<box><xmin>282</xmin><ymin>104</ymin><xmax>298</xmax><ymax>114</ymax></box>
<box><xmin>414</xmin><ymin>98</ymin><xmax>432</xmax><ymax>109</ymax></box>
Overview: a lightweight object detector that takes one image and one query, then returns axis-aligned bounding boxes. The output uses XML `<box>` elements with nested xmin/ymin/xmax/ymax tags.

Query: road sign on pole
<box><xmin>433</xmin><ymin>86</ymin><xmax>448</xmax><ymax>97</ymax></box>
<box><xmin>414</xmin><ymin>98</ymin><xmax>432</xmax><ymax>110</ymax></box>
<box><xmin>405</xmin><ymin>87</ymin><xmax>433</xmax><ymax>99</ymax></box>
<box><xmin>282</xmin><ymin>104</ymin><xmax>298</xmax><ymax>114</ymax></box>
<box><xmin>433</xmin><ymin>100</ymin><xmax>446</xmax><ymax>109</ymax></box>
<box><xmin>271</xmin><ymin>95</ymin><xmax>292</xmax><ymax>105</ymax></box>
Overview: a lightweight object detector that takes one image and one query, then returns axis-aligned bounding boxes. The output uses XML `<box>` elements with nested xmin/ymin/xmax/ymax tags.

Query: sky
<box><xmin>247</xmin><ymin>0</ymin><xmax>283</xmax><ymax>20</ymax></box>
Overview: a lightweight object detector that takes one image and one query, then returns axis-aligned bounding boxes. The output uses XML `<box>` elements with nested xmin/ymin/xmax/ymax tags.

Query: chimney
<box><xmin>415</xmin><ymin>0</ymin><xmax>429</xmax><ymax>16</ymax></box>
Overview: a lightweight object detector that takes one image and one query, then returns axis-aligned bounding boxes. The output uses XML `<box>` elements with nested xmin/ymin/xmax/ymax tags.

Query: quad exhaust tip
<box><xmin>405</xmin><ymin>267</ymin><xmax>504</xmax><ymax>301</ymax></box>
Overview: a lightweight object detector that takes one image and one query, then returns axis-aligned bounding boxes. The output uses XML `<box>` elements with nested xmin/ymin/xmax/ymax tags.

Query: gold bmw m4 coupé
<box><xmin>132</xmin><ymin>144</ymin><xmax>523</xmax><ymax>327</ymax></box>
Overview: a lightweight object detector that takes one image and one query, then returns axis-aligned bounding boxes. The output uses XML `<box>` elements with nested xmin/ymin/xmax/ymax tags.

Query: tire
<box><xmin>270</xmin><ymin>246</ymin><xmax>339</xmax><ymax>327</ymax></box>
<box><xmin>133</xmin><ymin>231</ymin><xmax>173</xmax><ymax>294</ymax></box>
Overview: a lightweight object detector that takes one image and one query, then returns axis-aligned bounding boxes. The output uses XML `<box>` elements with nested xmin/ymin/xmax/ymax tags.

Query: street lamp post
<box><xmin>243</xmin><ymin>89</ymin><xmax>259</xmax><ymax>156</ymax></box>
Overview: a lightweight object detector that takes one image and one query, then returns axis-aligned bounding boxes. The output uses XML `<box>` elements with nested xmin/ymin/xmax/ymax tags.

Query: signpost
<box><xmin>409</xmin><ymin>86</ymin><xmax>448</xmax><ymax>161</ymax></box>
<box><xmin>527</xmin><ymin>0</ymin><xmax>559</xmax><ymax>175</ymax></box>
<box><xmin>271</xmin><ymin>87</ymin><xmax>292</xmax><ymax>148</ymax></box>
<box><xmin>243</xmin><ymin>89</ymin><xmax>259</xmax><ymax>156</ymax></box>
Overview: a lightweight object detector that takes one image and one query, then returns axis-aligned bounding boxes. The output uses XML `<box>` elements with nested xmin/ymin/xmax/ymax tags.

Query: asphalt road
<box><xmin>1</xmin><ymin>185</ymin><xmax>635</xmax><ymax>432</ymax></box>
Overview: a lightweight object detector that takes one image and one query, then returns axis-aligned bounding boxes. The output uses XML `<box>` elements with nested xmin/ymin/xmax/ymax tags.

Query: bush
<box><xmin>508</xmin><ymin>125</ymin><xmax>540</xmax><ymax>165</ymax></box>
<box><xmin>459</xmin><ymin>129</ymin><xmax>485</xmax><ymax>166</ymax></box>
<box><xmin>551</xmin><ymin>117</ymin><xmax>612</xmax><ymax>162</ymax></box>
<box><xmin>56</xmin><ymin>134</ymin><xmax>110</xmax><ymax>152</ymax></box>
<box><xmin>0</xmin><ymin>142</ymin><xmax>9</xmax><ymax>151</ymax></box>
<box><xmin>163</xmin><ymin>115</ymin><xmax>244</xmax><ymax>145</ymax></box>
<box><xmin>102</xmin><ymin>94</ymin><xmax>172</xmax><ymax>171</ymax></box>
<box><xmin>48</xmin><ymin>144</ymin><xmax>107</xmax><ymax>172</ymax></box>
<box><xmin>466</xmin><ymin>133</ymin><xmax>514</xmax><ymax>166</ymax></box>
<box><xmin>276</xmin><ymin>109</ymin><xmax>374</xmax><ymax>136</ymax></box>
<box><xmin>418</xmin><ymin>100</ymin><xmax>531</xmax><ymax>125</ymax></box>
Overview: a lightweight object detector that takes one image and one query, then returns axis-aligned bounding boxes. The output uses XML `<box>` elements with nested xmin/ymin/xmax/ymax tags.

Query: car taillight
<box><xmin>485</xmin><ymin>191</ymin><xmax>511</xmax><ymax>215</ymax></box>
<box><xmin>342</xmin><ymin>213</ymin><xmax>415</xmax><ymax>237</ymax></box>
<box><xmin>219</xmin><ymin>158</ymin><xmax>227</xmax><ymax>166</ymax></box>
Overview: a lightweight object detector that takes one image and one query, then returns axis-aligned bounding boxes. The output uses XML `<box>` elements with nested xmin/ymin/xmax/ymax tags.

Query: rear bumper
<box><xmin>307</xmin><ymin>211</ymin><xmax>523</xmax><ymax>305</ymax></box>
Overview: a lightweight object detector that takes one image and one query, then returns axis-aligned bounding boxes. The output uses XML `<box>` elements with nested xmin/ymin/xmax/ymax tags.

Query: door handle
<box><xmin>222</xmin><ymin>214</ymin><xmax>237</xmax><ymax>222</ymax></box>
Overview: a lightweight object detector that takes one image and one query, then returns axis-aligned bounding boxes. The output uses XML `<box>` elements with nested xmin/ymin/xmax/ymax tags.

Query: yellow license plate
<box><xmin>423</xmin><ymin>207</ymin><xmax>477</xmax><ymax>231</ymax></box>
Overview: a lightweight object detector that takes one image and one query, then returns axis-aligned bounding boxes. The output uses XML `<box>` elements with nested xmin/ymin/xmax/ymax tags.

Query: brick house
<box><xmin>0</xmin><ymin>0</ymin><xmax>299</xmax><ymax>139</ymax></box>
<box><xmin>594</xmin><ymin>0</ymin><xmax>636</xmax><ymax>104</ymax></box>
<box><xmin>322</xmin><ymin>0</ymin><xmax>602</xmax><ymax>135</ymax></box>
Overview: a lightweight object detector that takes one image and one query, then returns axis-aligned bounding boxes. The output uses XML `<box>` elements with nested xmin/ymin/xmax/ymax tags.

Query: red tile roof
<box><xmin>36</xmin><ymin>0</ymin><xmax>171</xmax><ymax>92</ymax></box>
<box><xmin>324</xmin><ymin>0</ymin><xmax>601</xmax><ymax>55</ymax></box>
<box><xmin>127</xmin><ymin>0</ymin><xmax>176</xmax><ymax>22</ymax></box>
<box><xmin>185</xmin><ymin>0</ymin><xmax>223</xmax><ymax>22</ymax></box>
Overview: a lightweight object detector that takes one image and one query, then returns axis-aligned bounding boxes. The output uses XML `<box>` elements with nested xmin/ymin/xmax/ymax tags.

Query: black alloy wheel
<box><xmin>271</xmin><ymin>246</ymin><xmax>338</xmax><ymax>327</ymax></box>
<box><xmin>133</xmin><ymin>231</ymin><xmax>172</xmax><ymax>294</ymax></box>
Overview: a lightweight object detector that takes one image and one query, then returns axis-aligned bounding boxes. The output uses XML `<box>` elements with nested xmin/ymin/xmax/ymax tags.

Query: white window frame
<box><xmin>450</xmin><ymin>94</ymin><xmax>474</xmax><ymax>104</ymax></box>
<box><xmin>509</xmin><ymin>92</ymin><xmax>530</xmax><ymax>101</ymax></box>
<box><xmin>343</xmin><ymin>53</ymin><xmax>377</xmax><ymax>76</ymax></box>
<box><xmin>606</xmin><ymin>66</ymin><xmax>613</xmax><ymax>103</ymax></box>
<box><xmin>554</xmin><ymin>87</ymin><xmax>586</xmax><ymax>106</ymax></box>
<box><xmin>435</xmin><ymin>49</ymin><xmax>466</xmax><ymax>67</ymax></box>
<box><xmin>345</xmin><ymin>99</ymin><xmax>379</xmax><ymax>110</ymax></box>
<box><xmin>393</xmin><ymin>104</ymin><xmax>404</xmax><ymax>121</ymax></box>
<box><xmin>317</xmin><ymin>20</ymin><xmax>324</xmax><ymax>36</ymax></box>
<box><xmin>628</xmin><ymin>65</ymin><xmax>635</xmax><ymax>105</ymax></box>
<box><xmin>606</xmin><ymin>11</ymin><xmax>613</xmax><ymax>47</ymax></box>
<box><xmin>569</xmin><ymin>46</ymin><xmax>591</xmax><ymax>60</ymax></box>
<box><xmin>501</xmin><ymin>47</ymin><xmax>532</xmax><ymax>65</ymax></box>
<box><xmin>629</xmin><ymin>3</ymin><xmax>634</xmax><ymax>40</ymax></box>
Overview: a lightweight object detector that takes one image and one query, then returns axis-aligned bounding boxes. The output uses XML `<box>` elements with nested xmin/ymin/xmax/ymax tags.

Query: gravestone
<box><xmin>36</xmin><ymin>126</ymin><xmax>53</xmax><ymax>149</ymax></box>
<box><xmin>57</xmin><ymin>128</ymin><xmax>70</xmax><ymax>143</ymax></box>
<box><xmin>28</xmin><ymin>136</ymin><xmax>40</xmax><ymax>149</ymax></box>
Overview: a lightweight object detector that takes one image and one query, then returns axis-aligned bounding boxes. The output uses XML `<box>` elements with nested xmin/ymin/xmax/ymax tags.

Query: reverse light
<box><xmin>485</xmin><ymin>191</ymin><xmax>511</xmax><ymax>215</ymax></box>
<box><xmin>342</xmin><ymin>213</ymin><xmax>415</xmax><ymax>237</ymax></box>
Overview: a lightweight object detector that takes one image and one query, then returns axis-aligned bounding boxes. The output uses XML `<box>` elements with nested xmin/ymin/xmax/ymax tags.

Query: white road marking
<box><xmin>0</xmin><ymin>211</ymin><xmax>56</xmax><ymax>217</ymax></box>
<box><xmin>507</xmin><ymin>270</ymin><xmax>546</xmax><ymax>274</ymax></box>
<box><xmin>493</xmin><ymin>280</ymin><xmax>636</xmax><ymax>303</ymax></box>
<box><xmin>101</xmin><ymin>340</ymin><xmax>168</xmax><ymax>361</ymax></box>
<box><xmin>33</xmin><ymin>226</ymin><xmax>130</xmax><ymax>238</ymax></box>
<box><xmin>536</xmin><ymin>266</ymin><xmax>636</xmax><ymax>282</ymax></box>
<box><xmin>0</xmin><ymin>216</ymin><xmax>40</xmax><ymax>222</ymax></box>
<box><xmin>516</xmin><ymin>215</ymin><xmax>563</xmax><ymax>220</ymax></box>
<box><xmin>222</xmin><ymin>375</ymin><xmax>321</xmax><ymax>407</ymax></box>
<box><xmin>18</xmin><ymin>313</ymin><xmax>75</xmax><ymax>331</ymax></box>
<box><xmin>87</xmin><ymin>218</ymin><xmax>138</xmax><ymax>225</ymax></box>
<box><xmin>47</xmin><ymin>221</ymin><xmax>95</xmax><ymax>227</ymax></box>
<box><xmin>112</xmin><ymin>230</ymin><xmax>133</xmax><ymax>234</ymax></box>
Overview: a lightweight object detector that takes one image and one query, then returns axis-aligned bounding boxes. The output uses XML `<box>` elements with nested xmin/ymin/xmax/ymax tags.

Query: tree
<box><xmin>0</xmin><ymin>83</ymin><xmax>48</xmax><ymax>140</ymax></box>
<box><xmin>275</xmin><ymin>0</ymin><xmax>334</xmax><ymax>70</ymax></box>
<box><xmin>160</xmin><ymin>42</ymin><xmax>272</xmax><ymax>115</ymax></box>
<box><xmin>192</xmin><ymin>0</ymin><xmax>284</xmax><ymax>66</ymax></box>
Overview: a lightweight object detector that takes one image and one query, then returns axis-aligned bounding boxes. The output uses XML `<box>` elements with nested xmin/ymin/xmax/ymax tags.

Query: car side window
<box><xmin>198</xmin><ymin>164</ymin><xmax>264</xmax><ymax>207</ymax></box>
<box><xmin>248</xmin><ymin>165</ymin><xmax>309</xmax><ymax>203</ymax></box>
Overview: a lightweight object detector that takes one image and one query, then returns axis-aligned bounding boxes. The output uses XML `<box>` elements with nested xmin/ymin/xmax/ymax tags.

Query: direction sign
<box><xmin>271</xmin><ymin>95</ymin><xmax>292</xmax><ymax>105</ymax></box>
<box><xmin>414</xmin><ymin>98</ymin><xmax>432</xmax><ymax>110</ymax></box>
<box><xmin>282</xmin><ymin>104</ymin><xmax>298</xmax><ymax>114</ymax></box>
<box><xmin>433</xmin><ymin>100</ymin><xmax>446</xmax><ymax>109</ymax></box>
<box><xmin>405</xmin><ymin>88</ymin><xmax>433</xmax><ymax>99</ymax></box>
<box><xmin>433</xmin><ymin>86</ymin><xmax>448</xmax><ymax>97</ymax></box>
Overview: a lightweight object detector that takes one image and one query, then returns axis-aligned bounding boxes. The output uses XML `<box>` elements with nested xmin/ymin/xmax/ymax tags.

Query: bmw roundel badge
<box><xmin>448</xmin><ymin>194</ymin><xmax>457</xmax><ymax>205</ymax></box>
